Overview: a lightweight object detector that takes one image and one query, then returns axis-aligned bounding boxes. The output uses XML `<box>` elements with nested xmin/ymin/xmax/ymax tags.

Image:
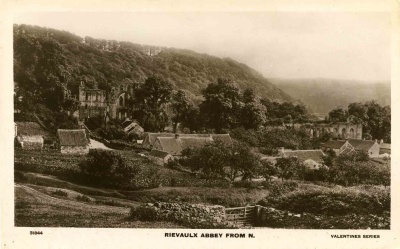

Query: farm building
<box><xmin>15</xmin><ymin>122</ymin><xmax>55</xmax><ymax>150</ymax></box>
<box><xmin>321</xmin><ymin>140</ymin><xmax>354</xmax><ymax>155</ymax></box>
<box><xmin>347</xmin><ymin>139</ymin><xmax>380</xmax><ymax>158</ymax></box>
<box><xmin>148</xmin><ymin>150</ymin><xmax>174</xmax><ymax>166</ymax></box>
<box><xmin>142</xmin><ymin>133</ymin><xmax>232</xmax><ymax>149</ymax></box>
<box><xmin>57</xmin><ymin>129</ymin><xmax>90</xmax><ymax>155</ymax></box>
<box><xmin>152</xmin><ymin>134</ymin><xmax>213</xmax><ymax>156</ymax></box>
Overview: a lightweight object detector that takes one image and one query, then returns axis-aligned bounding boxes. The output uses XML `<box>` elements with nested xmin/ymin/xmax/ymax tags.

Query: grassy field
<box><xmin>14</xmin><ymin>149</ymin><xmax>390</xmax><ymax>228</ymax></box>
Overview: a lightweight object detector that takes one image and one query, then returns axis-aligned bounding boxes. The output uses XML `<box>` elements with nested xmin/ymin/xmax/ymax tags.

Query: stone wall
<box><xmin>131</xmin><ymin>202</ymin><xmax>236</xmax><ymax>228</ymax></box>
<box><xmin>254</xmin><ymin>205</ymin><xmax>322</xmax><ymax>228</ymax></box>
<box><xmin>60</xmin><ymin>145</ymin><xmax>89</xmax><ymax>155</ymax></box>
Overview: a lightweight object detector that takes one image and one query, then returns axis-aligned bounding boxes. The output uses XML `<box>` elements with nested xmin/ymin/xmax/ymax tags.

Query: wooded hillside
<box><xmin>14</xmin><ymin>24</ymin><xmax>293</xmax><ymax>108</ymax></box>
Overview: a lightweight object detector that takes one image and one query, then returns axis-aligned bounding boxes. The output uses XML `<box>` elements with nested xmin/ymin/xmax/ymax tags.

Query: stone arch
<box><xmin>342</xmin><ymin>128</ymin><xmax>347</xmax><ymax>138</ymax></box>
<box><xmin>119</xmin><ymin>95</ymin><xmax>124</xmax><ymax>107</ymax></box>
<box><xmin>350</xmin><ymin>128</ymin><xmax>355</xmax><ymax>138</ymax></box>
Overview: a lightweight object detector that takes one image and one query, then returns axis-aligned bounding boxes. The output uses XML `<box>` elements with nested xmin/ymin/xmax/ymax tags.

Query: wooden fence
<box><xmin>225</xmin><ymin>205</ymin><xmax>257</xmax><ymax>227</ymax></box>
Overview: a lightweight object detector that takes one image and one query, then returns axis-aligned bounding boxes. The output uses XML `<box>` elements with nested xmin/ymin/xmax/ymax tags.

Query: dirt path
<box><xmin>15</xmin><ymin>184</ymin><xmax>130</xmax><ymax>215</ymax></box>
<box><xmin>89</xmin><ymin>139</ymin><xmax>113</xmax><ymax>150</ymax></box>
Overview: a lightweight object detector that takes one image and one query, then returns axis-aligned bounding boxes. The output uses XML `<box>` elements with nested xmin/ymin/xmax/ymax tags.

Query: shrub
<box><xmin>260</xmin><ymin>186</ymin><xmax>390</xmax><ymax>216</ymax></box>
<box><xmin>14</xmin><ymin>171</ymin><xmax>27</xmax><ymax>182</ymax></box>
<box><xmin>79</xmin><ymin>149</ymin><xmax>139</xmax><ymax>188</ymax></box>
<box><xmin>232</xmin><ymin>181</ymin><xmax>262</xmax><ymax>189</ymax></box>
<box><xmin>130</xmin><ymin>205</ymin><xmax>158</xmax><ymax>221</ymax></box>
<box><xmin>76</xmin><ymin>195</ymin><xmax>91</xmax><ymax>202</ymax></box>
<box><xmin>52</xmin><ymin>189</ymin><xmax>68</xmax><ymax>197</ymax></box>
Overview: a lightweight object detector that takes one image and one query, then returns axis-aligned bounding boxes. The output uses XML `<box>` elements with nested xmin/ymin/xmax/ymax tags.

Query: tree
<box><xmin>133</xmin><ymin>76</ymin><xmax>172</xmax><ymax>131</ymax></box>
<box><xmin>328</xmin><ymin>107</ymin><xmax>348</xmax><ymax>122</ymax></box>
<box><xmin>180</xmin><ymin>140</ymin><xmax>261</xmax><ymax>182</ymax></box>
<box><xmin>200</xmin><ymin>78</ymin><xmax>242</xmax><ymax>133</ymax></box>
<box><xmin>171</xmin><ymin>90</ymin><xmax>194</xmax><ymax>133</ymax></box>
<box><xmin>240</xmin><ymin>101</ymin><xmax>267</xmax><ymax>129</ymax></box>
<box><xmin>257</xmin><ymin>160</ymin><xmax>278</xmax><ymax>181</ymax></box>
<box><xmin>229</xmin><ymin>142</ymin><xmax>261</xmax><ymax>181</ymax></box>
<box><xmin>180</xmin><ymin>142</ymin><xmax>228</xmax><ymax>179</ymax></box>
<box><xmin>275</xmin><ymin>157</ymin><xmax>300</xmax><ymax>181</ymax></box>
<box><xmin>79</xmin><ymin>149</ymin><xmax>139</xmax><ymax>187</ymax></box>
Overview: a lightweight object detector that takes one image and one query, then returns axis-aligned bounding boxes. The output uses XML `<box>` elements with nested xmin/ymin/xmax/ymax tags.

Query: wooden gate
<box><xmin>225</xmin><ymin>206</ymin><xmax>256</xmax><ymax>227</ymax></box>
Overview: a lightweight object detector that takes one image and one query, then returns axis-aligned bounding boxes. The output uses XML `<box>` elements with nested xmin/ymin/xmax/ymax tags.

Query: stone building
<box><xmin>321</xmin><ymin>140</ymin><xmax>354</xmax><ymax>155</ymax></box>
<box><xmin>57</xmin><ymin>129</ymin><xmax>89</xmax><ymax>155</ymax></box>
<box><xmin>77</xmin><ymin>81</ymin><xmax>142</xmax><ymax>121</ymax></box>
<box><xmin>306</xmin><ymin>122</ymin><xmax>362</xmax><ymax>140</ymax></box>
<box><xmin>15</xmin><ymin>122</ymin><xmax>55</xmax><ymax>149</ymax></box>
<box><xmin>348</xmin><ymin>139</ymin><xmax>380</xmax><ymax>158</ymax></box>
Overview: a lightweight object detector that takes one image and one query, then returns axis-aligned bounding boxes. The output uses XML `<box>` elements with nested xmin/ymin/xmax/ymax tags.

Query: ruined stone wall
<box><xmin>131</xmin><ymin>202</ymin><xmax>235</xmax><ymax>228</ymax></box>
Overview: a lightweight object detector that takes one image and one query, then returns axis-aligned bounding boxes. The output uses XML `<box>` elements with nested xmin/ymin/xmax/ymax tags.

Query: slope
<box><xmin>14</xmin><ymin>24</ymin><xmax>294</xmax><ymax>108</ymax></box>
<box><xmin>270</xmin><ymin>78</ymin><xmax>391</xmax><ymax>114</ymax></box>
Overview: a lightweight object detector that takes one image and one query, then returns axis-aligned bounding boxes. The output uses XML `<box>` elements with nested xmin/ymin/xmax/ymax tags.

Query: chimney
<box><xmin>374</xmin><ymin>139</ymin><xmax>377</xmax><ymax>144</ymax></box>
<box><xmin>380</xmin><ymin>139</ymin><xmax>384</xmax><ymax>144</ymax></box>
<box><xmin>175</xmin><ymin>133</ymin><xmax>180</xmax><ymax>139</ymax></box>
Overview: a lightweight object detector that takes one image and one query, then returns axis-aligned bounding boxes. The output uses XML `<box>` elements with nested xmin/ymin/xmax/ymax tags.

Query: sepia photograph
<box><xmin>11</xmin><ymin>11</ymin><xmax>392</xmax><ymax>230</ymax></box>
<box><xmin>1</xmin><ymin>0</ymin><xmax>399</xmax><ymax>248</ymax></box>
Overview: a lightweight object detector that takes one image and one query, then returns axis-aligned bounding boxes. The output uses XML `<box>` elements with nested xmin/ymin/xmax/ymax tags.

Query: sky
<box><xmin>14</xmin><ymin>12</ymin><xmax>391</xmax><ymax>83</ymax></box>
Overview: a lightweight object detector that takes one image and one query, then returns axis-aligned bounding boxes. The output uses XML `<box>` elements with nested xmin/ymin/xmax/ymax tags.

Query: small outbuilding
<box><xmin>15</xmin><ymin>121</ymin><xmax>55</xmax><ymax>150</ymax></box>
<box><xmin>16</xmin><ymin>135</ymin><xmax>44</xmax><ymax>150</ymax></box>
<box><xmin>57</xmin><ymin>129</ymin><xmax>90</xmax><ymax>155</ymax></box>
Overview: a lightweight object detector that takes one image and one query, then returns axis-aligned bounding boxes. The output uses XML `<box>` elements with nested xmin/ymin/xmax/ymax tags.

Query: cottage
<box><xmin>152</xmin><ymin>134</ymin><xmax>213</xmax><ymax>156</ymax></box>
<box><xmin>57</xmin><ymin>129</ymin><xmax>90</xmax><ymax>155</ymax></box>
<box><xmin>15</xmin><ymin>122</ymin><xmax>55</xmax><ymax>150</ymax></box>
<box><xmin>347</xmin><ymin>139</ymin><xmax>380</xmax><ymax>158</ymax></box>
<box><xmin>321</xmin><ymin>140</ymin><xmax>354</xmax><ymax>155</ymax></box>
<box><xmin>148</xmin><ymin>150</ymin><xmax>174</xmax><ymax>166</ymax></box>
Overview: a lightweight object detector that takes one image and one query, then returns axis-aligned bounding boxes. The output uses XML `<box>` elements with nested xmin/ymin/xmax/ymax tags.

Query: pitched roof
<box><xmin>379</xmin><ymin>143</ymin><xmax>391</xmax><ymax>150</ymax></box>
<box><xmin>155</xmin><ymin>137</ymin><xmax>213</xmax><ymax>156</ymax></box>
<box><xmin>143</xmin><ymin>133</ymin><xmax>175</xmax><ymax>147</ymax></box>
<box><xmin>142</xmin><ymin>133</ymin><xmax>230</xmax><ymax>147</ymax></box>
<box><xmin>149</xmin><ymin>149</ymin><xmax>171</xmax><ymax>159</ymax></box>
<box><xmin>283</xmin><ymin>150</ymin><xmax>325</xmax><ymax>163</ymax></box>
<box><xmin>16</xmin><ymin>122</ymin><xmax>53</xmax><ymax>138</ymax></box>
<box><xmin>57</xmin><ymin>129</ymin><xmax>88</xmax><ymax>146</ymax></box>
<box><xmin>348</xmin><ymin>139</ymin><xmax>376</xmax><ymax>151</ymax></box>
<box><xmin>322</xmin><ymin>140</ymin><xmax>347</xmax><ymax>149</ymax></box>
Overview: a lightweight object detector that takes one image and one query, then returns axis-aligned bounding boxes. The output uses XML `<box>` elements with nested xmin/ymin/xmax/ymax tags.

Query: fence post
<box><xmin>254</xmin><ymin>205</ymin><xmax>261</xmax><ymax>226</ymax></box>
<box><xmin>244</xmin><ymin>206</ymin><xmax>247</xmax><ymax>225</ymax></box>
